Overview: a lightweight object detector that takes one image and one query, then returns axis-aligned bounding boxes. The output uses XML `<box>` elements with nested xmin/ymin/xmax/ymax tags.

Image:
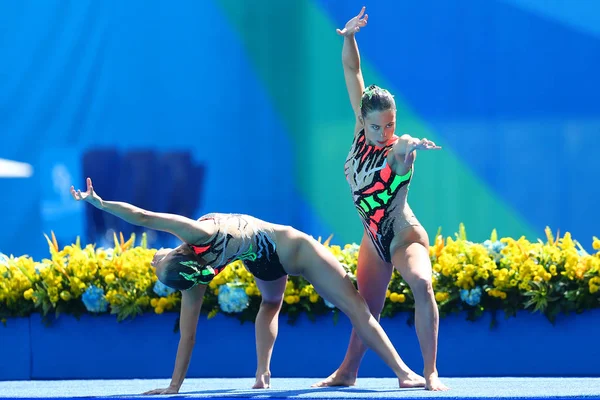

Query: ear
<box><xmin>358</xmin><ymin>115</ymin><xmax>365</xmax><ymax>126</ymax></box>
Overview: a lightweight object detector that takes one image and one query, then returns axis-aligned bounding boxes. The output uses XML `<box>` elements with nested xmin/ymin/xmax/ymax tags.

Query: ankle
<box><xmin>335</xmin><ymin>366</ymin><xmax>358</xmax><ymax>379</ymax></box>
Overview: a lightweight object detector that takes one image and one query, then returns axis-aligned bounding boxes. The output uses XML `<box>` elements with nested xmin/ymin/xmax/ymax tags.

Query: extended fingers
<box><xmin>357</xmin><ymin>6</ymin><xmax>366</xmax><ymax>18</ymax></box>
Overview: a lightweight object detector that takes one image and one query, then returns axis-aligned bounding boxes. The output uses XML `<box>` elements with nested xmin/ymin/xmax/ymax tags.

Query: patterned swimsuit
<box><xmin>344</xmin><ymin>130</ymin><xmax>419</xmax><ymax>262</ymax></box>
<box><xmin>187</xmin><ymin>213</ymin><xmax>287</xmax><ymax>281</ymax></box>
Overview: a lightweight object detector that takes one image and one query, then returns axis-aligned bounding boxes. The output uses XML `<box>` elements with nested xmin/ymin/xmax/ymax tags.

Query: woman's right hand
<box><xmin>142</xmin><ymin>386</ymin><xmax>179</xmax><ymax>395</ymax></box>
<box><xmin>70</xmin><ymin>177</ymin><xmax>102</xmax><ymax>207</ymax></box>
<box><xmin>337</xmin><ymin>6</ymin><xmax>368</xmax><ymax>37</ymax></box>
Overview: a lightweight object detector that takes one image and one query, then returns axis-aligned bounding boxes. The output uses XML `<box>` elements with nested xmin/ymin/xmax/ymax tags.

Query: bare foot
<box><xmin>424</xmin><ymin>372</ymin><xmax>449</xmax><ymax>391</ymax></box>
<box><xmin>398</xmin><ymin>372</ymin><xmax>426</xmax><ymax>388</ymax></box>
<box><xmin>252</xmin><ymin>372</ymin><xmax>271</xmax><ymax>389</ymax></box>
<box><xmin>311</xmin><ymin>370</ymin><xmax>357</xmax><ymax>387</ymax></box>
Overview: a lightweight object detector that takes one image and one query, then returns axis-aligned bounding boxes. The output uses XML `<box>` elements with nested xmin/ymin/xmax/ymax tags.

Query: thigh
<box><xmin>356</xmin><ymin>232</ymin><xmax>394</xmax><ymax>314</ymax></box>
<box><xmin>391</xmin><ymin>242</ymin><xmax>432</xmax><ymax>287</ymax></box>
<box><xmin>254</xmin><ymin>275</ymin><xmax>288</xmax><ymax>303</ymax></box>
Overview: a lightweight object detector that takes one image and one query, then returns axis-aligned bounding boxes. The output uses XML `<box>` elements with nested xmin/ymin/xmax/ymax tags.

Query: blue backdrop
<box><xmin>1</xmin><ymin>0</ymin><xmax>598</xmax><ymax>258</ymax></box>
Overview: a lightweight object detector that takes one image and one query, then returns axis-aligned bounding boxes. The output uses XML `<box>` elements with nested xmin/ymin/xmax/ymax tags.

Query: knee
<box><xmin>345</xmin><ymin>295</ymin><xmax>373</xmax><ymax>324</ymax></box>
<box><xmin>410</xmin><ymin>276</ymin><xmax>434</xmax><ymax>300</ymax></box>
<box><xmin>260</xmin><ymin>297</ymin><xmax>283</xmax><ymax>311</ymax></box>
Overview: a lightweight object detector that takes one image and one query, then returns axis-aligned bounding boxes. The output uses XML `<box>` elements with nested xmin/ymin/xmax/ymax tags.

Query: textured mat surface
<box><xmin>1</xmin><ymin>378</ymin><xmax>600</xmax><ymax>399</ymax></box>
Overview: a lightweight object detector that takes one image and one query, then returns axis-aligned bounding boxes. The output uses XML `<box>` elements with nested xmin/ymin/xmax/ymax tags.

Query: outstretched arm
<box><xmin>393</xmin><ymin>135</ymin><xmax>442</xmax><ymax>165</ymax></box>
<box><xmin>338</xmin><ymin>7</ymin><xmax>368</xmax><ymax>127</ymax></box>
<box><xmin>71</xmin><ymin>177</ymin><xmax>210</xmax><ymax>244</ymax></box>
<box><xmin>143</xmin><ymin>285</ymin><xmax>207</xmax><ymax>395</ymax></box>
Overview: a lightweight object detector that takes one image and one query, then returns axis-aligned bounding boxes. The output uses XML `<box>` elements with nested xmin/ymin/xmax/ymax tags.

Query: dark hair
<box><xmin>158</xmin><ymin>252</ymin><xmax>216</xmax><ymax>291</ymax></box>
<box><xmin>360</xmin><ymin>84</ymin><xmax>395</xmax><ymax>119</ymax></box>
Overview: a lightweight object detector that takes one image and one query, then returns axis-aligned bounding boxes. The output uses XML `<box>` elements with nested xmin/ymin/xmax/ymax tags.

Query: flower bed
<box><xmin>1</xmin><ymin>226</ymin><xmax>599</xmax><ymax>326</ymax></box>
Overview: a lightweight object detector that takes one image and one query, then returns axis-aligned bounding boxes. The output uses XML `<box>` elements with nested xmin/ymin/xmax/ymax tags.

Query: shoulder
<box><xmin>197</xmin><ymin>213</ymin><xmax>218</xmax><ymax>221</ymax></box>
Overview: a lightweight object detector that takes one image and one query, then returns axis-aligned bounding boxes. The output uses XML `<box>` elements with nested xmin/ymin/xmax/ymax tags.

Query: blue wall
<box><xmin>2</xmin><ymin>311</ymin><xmax>600</xmax><ymax>380</ymax></box>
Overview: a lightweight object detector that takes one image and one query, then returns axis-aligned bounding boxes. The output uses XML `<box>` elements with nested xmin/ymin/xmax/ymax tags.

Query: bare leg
<box><xmin>295</xmin><ymin>235</ymin><xmax>420</xmax><ymax>388</ymax></box>
<box><xmin>252</xmin><ymin>275</ymin><xmax>287</xmax><ymax>389</ymax></box>
<box><xmin>313</xmin><ymin>234</ymin><xmax>425</xmax><ymax>388</ymax></box>
<box><xmin>392</xmin><ymin>242</ymin><xmax>448</xmax><ymax>391</ymax></box>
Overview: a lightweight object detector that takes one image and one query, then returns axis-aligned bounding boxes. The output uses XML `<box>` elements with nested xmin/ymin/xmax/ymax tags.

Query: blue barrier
<box><xmin>2</xmin><ymin>310</ymin><xmax>598</xmax><ymax>380</ymax></box>
<box><xmin>0</xmin><ymin>317</ymin><xmax>30</xmax><ymax>380</ymax></box>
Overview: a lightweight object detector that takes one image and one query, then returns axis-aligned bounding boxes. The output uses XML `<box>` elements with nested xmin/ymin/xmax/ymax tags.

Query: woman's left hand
<box><xmin>405</xmin><ymin>138</ymin><xmax>441</xmax><ymax>163</ymax></box>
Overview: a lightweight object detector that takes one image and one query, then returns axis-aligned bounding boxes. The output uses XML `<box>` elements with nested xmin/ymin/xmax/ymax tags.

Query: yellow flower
<box><xmin>435</xmin><ymin>292</ymin><xmax>449</xmax><ymax>302</ymax></box>
<box><xmin>7</xmin><ymin>225</ymin><xmax>600</xmax><ymax>325</ymax></box>
<box><xmin>158</xmin><ymin>297</ymin><xmax>169</xmax><ymax>308</ymax></box>
<box><xmin>518</xmin><ymin>282</ymin><xmax>531</xmax><ymax>291</ymax></box>
<box><xmin>543</xmin><ymin>272</ymin><xmax>552</xmax><ymax>282</ymax></box>
<box><xmin>23</xmin><ymin>288</ymin><xmax>34</xmax><ymax>301</ymax></box>
<box><xmin>545</xmin><ymin>226</ymin><xmax>555</xmax><ymax>244</ymax></box>
<box><xmin>589</xmin><ymin>277</ymin><xmax>600</xmax><ymax>294</ymax></box>
<box><xmin>104</xmin><ymin>273</ymin><xmax>115</xmax><ymax>284</ymax></box>
<box><xmin>60</xmin><ymin>291</ymin><xmax>72</xmax><ymax>301</ymax></box>
<box><xmin>328</xmin><ymin>245</ymin><xmax>342</xmax><ymax>258</ymax></box>
<box><xmin>212</xmin><ymin>275</ymin><xmax>225</xmax><ymax>286</ymax></box>
<box><xmin>284</xmin><ymin>280</ymin><xmax>296</xmax><ymax>295</ymax></box>
<box><xmin>136</xmin><ymin>296</ymin><xmax>149</xmax><ymax>307</ymax></box>
<box><xmin>441</xmin><ymin>266</ymin><xmax>453</xmax><ymax>277</ymax></box>
<box><xmin>390</xmin><ymin>293</ymin><xmax>405</xmax><ymax>303</ymax></box>
<box><xmin>487</xmin><ymin>289</ymin><xmax>507</xmax><ymax>300</ymax></box>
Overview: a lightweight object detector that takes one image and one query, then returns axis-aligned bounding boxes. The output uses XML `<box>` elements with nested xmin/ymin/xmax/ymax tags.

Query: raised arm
<box><xmin>143</xmin><ymin>285</ymin><xmax>207</xmax><ymax>395</ymax></box>
<box><xmin>337</xmin><ymin>7</ymin><xmax>368</xmax><ymax>127</ymax></box>
<box><xmin>70</xmin><ymin>177</ymin><xmax>210</xmax><ymax>244</ymax></box>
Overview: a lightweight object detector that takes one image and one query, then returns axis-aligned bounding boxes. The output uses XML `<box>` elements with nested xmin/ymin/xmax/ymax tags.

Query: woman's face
<box><xmin>361</xmin><ymin>108</ymin><xmax>397</xmax><ymax>147</ymax></box>
<box><xmin>151</xmin><ymin>245</ymin><xmax>195</xmax><ymax>283</ymax></box>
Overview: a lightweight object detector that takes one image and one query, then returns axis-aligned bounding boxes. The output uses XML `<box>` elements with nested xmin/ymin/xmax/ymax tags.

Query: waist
<box><xmin>354</xmin><ymin>199</ymin><xmax>415</xmax><ymax>219</ymax></box>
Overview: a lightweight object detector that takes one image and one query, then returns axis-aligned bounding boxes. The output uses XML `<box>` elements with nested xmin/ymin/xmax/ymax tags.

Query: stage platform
<box><xmin>1</xmin><ymin>377</ymin><xmax>599</xmax><ymax>399</ymax></box>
